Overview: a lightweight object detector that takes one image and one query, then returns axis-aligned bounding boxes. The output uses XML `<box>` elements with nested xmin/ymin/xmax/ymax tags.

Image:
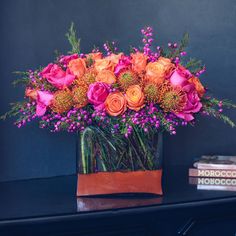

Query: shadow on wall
<box><xmin>0</xmin><ymin>0</ymin><xmax>236</xmax><ymax>181</ymax></box>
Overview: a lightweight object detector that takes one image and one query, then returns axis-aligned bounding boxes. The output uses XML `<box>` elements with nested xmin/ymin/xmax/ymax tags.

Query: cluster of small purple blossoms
<box><xmin>131</xmin><ymin>46</ymin><xmax>139</xmax><ymax>53</ymax></box>
<box><xmin>92</xmin><ymin>109</ymin><xmax>107</xmax><ymax>122</ymax></box>
<box><xmin>218</xmin><ymin>101</ymin><xmax>223</xmax><ymax>113</ymax></box>
<box><xmin>195</xmin><ymin>66</ymin><xmax>206</xmax><ymax>77</ymax></box>
<box><xmin>79</xmin><ymin>53</ymin><xmax>86</xmax><ymax>58</ymax></box>
<box><xmin>111</xmin><ymin>123</ymin><xmax>120</xmax><ymax>134</ymax></box>
<box><xmin>15</xmin><ymin>102</ymin><xmax>37</xmax><ymax>128</ymax></box>
<box><xmin>166</xmin><ymin>42</ymin><xmax>187</xmax><ymax>65</ymax></box>
<box><xmin>201</xmin><ymin>99</ymin><xmax>224</xmax><ymax>116</ymax></box>
<box><xmin>103</xmin><ymin>41</ymin><xmax>118</xmax><ymax>56</ymax></box>
<box><xmin>28</xmin><ymin>69</ymin><xmax>42</xmax><ymax>84</ymax></box>
<box><xmin>141</xmin><ymin>27</ymin><xmax>159</xmax><ymax>61</ymax></box>
<box><xmin>168</xmin><ymin>42</ymin><xmax>178</xmax><ymax>49</ymax></box>
<box><xmin>25</xmin><ymin>98</ymin><xmax>188</xmax><ymax>136</ymax></box>
<box><xmin>92</xmin><ymin>47</ymin><xmax>100</xmax><ymax>53</ymax></box>
<box><xmin>40</xmin><ymin>108</ymin><xmax>92</xmax><ymax>132</ymax></box>
<box><xmin>164</xmin><ymin>113</ymin><xmax>188</xmax><ymax>135</ymax></box>
<box><xmin>121</xmin><ymin>104</ymin><xmax>177</xmax><ymax>137</ymax></box>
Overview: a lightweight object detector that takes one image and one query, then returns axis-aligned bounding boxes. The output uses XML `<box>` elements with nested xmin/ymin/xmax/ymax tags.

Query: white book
<box><xmin>194</xmin><ymin>155</ymin><xmax>236</xmax><ymax>170</ymax></box>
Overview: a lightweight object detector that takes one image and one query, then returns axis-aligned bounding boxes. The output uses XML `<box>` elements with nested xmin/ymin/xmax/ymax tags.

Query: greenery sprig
<box><xmin>202</xmin><ymin>97</ymin><xmax>236</xmax><ymax>128</ymax></box>
<box><xmin>0</xmin><ymin>101</ymin><xmax>27</xmax><ymax>120</ymax></box>
<box><xmin>65</xmin><ymin>22</ymin><xmax>81</xmax><ymax>54</ymax></box>
<box><xmin>12</xmin><ymin>71</ymin><xmax>30</xmax><ymax>87</ymax></box>
<box><xmin>203</xmin><ymin>105</ymin><xmax>235</xmax><ymax>128</ymax></box>
<box><xmin>185</xmin><ymin>58</ymin><xmax>205</xmax><ymax>74</ymax></box>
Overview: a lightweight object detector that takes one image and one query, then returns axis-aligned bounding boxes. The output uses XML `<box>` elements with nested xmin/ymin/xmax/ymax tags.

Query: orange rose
<box><xmin>125</xmin><ymin>85</ymin><xmax>145</xmax><ymax>111</ymax></box>
<box><xmin>25</xmin><ymin>88</ymin><xmax>38</xmax><ymax>100</ymax></box>
<box><xmin>189</xmin><ymin>77</ymin><xmax>205</xmax><ymax>97</ymax></box>
<box><xmin>96</xmin><ymin>70</ymin><xmax>116</xmax><ymax>84</ymax></box>
<box><xmin>94</xmin><ymin>58</ymin><xmax>115</xmax><ymax>72</ymax></box>
<box><xmin>106</xmin><ymin>53</ymin><xmax>123</xmax><ymax>64</ymax></box>
<box><xmin>105</xmin><ymin>92</ymin><xmax>127</xmax><ymax>116</ymax></box>
<box><xmin>86</xmin><ymin>52</ymin><xmax>103</xmax><ymax>60</ymax></box>
<box><xmin>131</xmin><ymin>52</ymin><xmax>148</xmax><ymax>74</ymax></box>
<box><xmin>145</xmin><ymin>57</ymin><xmax>175</xmax><ymax>84</ymax></box>
<box><xmin>68</xmin><ymin>58</ymin><xmax>87</xmax><ymax>78</ymax></box>
<box><xmin>157</xmin><ymin>57</ymin><xmax>175</xmax><ymax>78</ymax></box>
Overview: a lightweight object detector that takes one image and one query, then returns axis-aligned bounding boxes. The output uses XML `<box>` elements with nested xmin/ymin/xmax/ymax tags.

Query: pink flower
<box><xmin>175</xmin><ymin>84</ymin><xmax>202</xmax><ymax>121</ymax></box>
<box><xmin>41</xmin><ymin>63</ymin><xmax>54</xmax><ymax>74</ymax></box>
<box><xmin>114</xmin><ymin>55</ymin><xmax>131</xmax><ymax>76</ymax></box>
<box><xmin>42</xmin><ymin>64</ymin><xmax>75</xmax><ymax>89</ymax></box>
<box><xmin>36</xmin><ymin>91</ymin><xmax>53</xmax><ymax>116</ymax></box>
<box><xmin>87</xmin><ymin>82</ymin><xmax>110</xmax><ymax>110</ymax></box>
<box><xmin>169</xmin><ymin>65</ymin><xmax>192</xmax><ymax>87</ymax></box>
<box><xmin>59</xmin><ymin>54</ymin><xmax>79</xmax><ymax>66</ymax></box>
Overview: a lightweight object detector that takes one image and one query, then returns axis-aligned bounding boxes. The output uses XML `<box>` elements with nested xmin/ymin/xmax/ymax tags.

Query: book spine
<box><xmin>189</xmin><ymin>177</ymin><xmax>236</xmax><ymax>186</ymax></box>
<box><xmin>189</xmin><ymin>168</ymin><xmax>236</xmax><ymax>178</ymax></box>
<box><xmin>196</xmin><ymin>163</ymin><xmax>236</xmax><ymax>170</ymax></box>
<box><xmin>197</xmin><ymin>185</ymin><xmax>236</xmax><ymax>191</ymax></box>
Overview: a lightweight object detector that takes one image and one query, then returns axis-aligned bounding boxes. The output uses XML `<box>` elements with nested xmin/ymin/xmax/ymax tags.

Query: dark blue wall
<box><xmin>1</xmin><ymin>0</ymin><xmax>236</xmax><ymax>182</ymax></box>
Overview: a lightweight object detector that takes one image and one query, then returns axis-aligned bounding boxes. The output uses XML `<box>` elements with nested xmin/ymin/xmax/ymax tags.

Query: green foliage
<box><xmin>202</xmin><ymin>97</ymin><xmax>236</xmax><ymax>128</ymax></box>
<box><xmin>203</xmin><ymin>105</ymin><xmax>235</xmax><ymax>128</ymax></box>
<box><xmin>185</xmin><ymin>58</ymin><xmax>202</xmax><ymax>69</ymax></box>
<box><xmin>160</xmin><ymin>32</ymin><xmax>205</xmax><ymax>74</ymax></box>
<box><xmin>185</xmin><ymin>58</ymin><xmax>205</xmax><ymax>74</ymax></box>
<box><xmin>65</xmin><ymin>22</ymin><xmax>81</xmax><ymax>54</ymax></box>
<box><xmin>221</xmin><ymin>100</ymin><xmax>236</xmax><ymax>108</ymax></box>
<box><xmin>178</xmin><ymin>32</ymin><xmax>189</xmax><ymax>53</ymax></box>
<box><xmin>12</xmin><ymin>71</ymin><xmax>30</xmax><ymax>87</ymax></box>
<box><xmin>161</xmin><ymin>32</ymin><xmax>189</xmax><ymax>58</ymax></box>
<box><xmin>129</xmin><ymin>45</ymin><xmax>136</xmax><ymax>53</ymax></box>
<box><xmin>104</xmin><ymin>41</ymin><xmax>117</xmax><ymax>54</ymax></box>
<box><xmin>85</xmin><ymin>56</ymin><xmax>94</xmax><ymax>67</ymax></box>
<box><xmin>11</xmin><ymin>70</ymin><xmax>55</xmax><ymax>91</ymax></box>
<box><xmin>203</xmin><ymin>97</ymin><xmax>236</xmax><ymax>109</ymax></box>
<box><xmin>0</xmin><ymin>101</ymin><xmax>26</xmax><ymax>120</ymax></box>
<box><xmin>53</xmin><ymin>49</ymin><xmax>63</xmax><ymax>64</ymax></box>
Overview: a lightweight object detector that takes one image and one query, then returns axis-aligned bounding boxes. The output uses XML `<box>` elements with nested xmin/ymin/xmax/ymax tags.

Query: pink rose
<box><xmin>175</xmin><ymin>84</ymin><xmax>202</xmax><ymax>121</ymax></box>
<box><xmin>114</xmin><ymin>55</ymin><xmax>131</xmax><ymax>76</ymax></box>
<box><xmin>41</xmin><ymin>63</ymin><xmax>54</xmax><ymax>74</ymax></box>
<box><xmin>59</xmin><ymin>54</ymin><xmax>79</xmax><ymax>66</ymax></box>
<box><xmin>36</xmin><ymin>91</ymin><xmax>54</xmax><ymax>116</ymax></box>
<box><xmin>42</xmin><ymin>64</ymin><xmax>75</xmax><ymax>89</ymax></box>
<box><xmin>169</xmin><ymin>65</ymin><xmax>192</xmax><ymax>87</ymax></box>
<box><xmin>87</xmin><ymin>82</ymin><xmax>110</xmax><ymax>110</ymax></box>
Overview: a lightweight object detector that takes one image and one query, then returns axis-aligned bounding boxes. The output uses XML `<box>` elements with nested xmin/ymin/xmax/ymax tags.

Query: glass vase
<box><xmin>76</xmin><ymin>126</ymin><xmax>163</xmax><ymax>196</ymax></box>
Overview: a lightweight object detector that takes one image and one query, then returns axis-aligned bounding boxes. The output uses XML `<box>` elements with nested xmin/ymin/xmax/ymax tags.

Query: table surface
<box><xmin>1</xmin><ymin>165</ymin><xmax>236</xmax><ymax>223</ymax></box>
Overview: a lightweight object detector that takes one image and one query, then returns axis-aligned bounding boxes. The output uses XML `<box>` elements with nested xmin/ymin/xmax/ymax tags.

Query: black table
<box><xmin>1</xmin><ymin>165</ymin><xmax>236</xmax><ymax>236</ymax></box>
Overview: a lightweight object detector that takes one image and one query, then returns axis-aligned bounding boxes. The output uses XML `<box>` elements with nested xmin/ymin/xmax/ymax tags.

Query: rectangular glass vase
<box><xmin>76</xmin><ymin>126</ymin><xmax>163</xmax><ymax>196</ymax></box>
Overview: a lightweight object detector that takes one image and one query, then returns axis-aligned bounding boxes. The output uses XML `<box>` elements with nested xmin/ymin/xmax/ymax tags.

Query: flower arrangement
<box><xmin>1</xmin><ymin>24</ymin><xmax>236</xmax><ymax>179</ymax></box>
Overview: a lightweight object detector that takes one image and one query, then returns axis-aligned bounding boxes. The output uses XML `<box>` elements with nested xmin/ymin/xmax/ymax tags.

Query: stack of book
<box><xmin>189</xmin><ymin>155</ymin><xmax>236</xmax><ymax>191</ymax></box>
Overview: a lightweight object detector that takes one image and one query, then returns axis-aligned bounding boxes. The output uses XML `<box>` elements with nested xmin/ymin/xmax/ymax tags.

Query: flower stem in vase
<box><xmin>128</xmin><ymin>137</ymin><xmax>147</xmax><ymax>171</ymax></box>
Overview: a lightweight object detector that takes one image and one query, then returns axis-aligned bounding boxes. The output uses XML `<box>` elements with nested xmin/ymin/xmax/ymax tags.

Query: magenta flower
<box><xmin>175</xmin><ymin>84</ymin><xmax>202</xmax><ymax>121</ymax></box>
<box><xmin>36</xmin><ymin>91</ymin><xmax>54</xmax><ymax>116</ymax></box>
<box><xmin>87</xmin><ymin>82</ymin><xmax>110</xmax><ymax>110</ymax></box>
<box><xmin>169</xmin><ymin>65</ymin><xmax>192</xmax><ymax>87</ymax></box>
<box><xmin>42</xmin><ymin>64</ymin><xmax>75</xmax><ymax>89</ymax></box>
<box><xmin>114</xmin><ymin>55</ymin><xmax>131</xmax><ymax>76</ymax></box>
<box><xmin>59</xmin><ymin>54</ymin><xmax>78</xmax><ymax>66</ymax></box>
